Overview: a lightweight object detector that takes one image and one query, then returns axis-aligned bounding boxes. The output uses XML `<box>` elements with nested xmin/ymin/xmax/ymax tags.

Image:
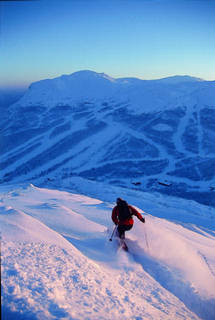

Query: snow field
<box><xmin>2</xmin><ymin>240</ymin><xmax>197</xmax><ymax>320</ymax></box>
<box><xmin>1</xmin><ymin>183</ymin><xmax>215</xmax><ymax>320</ymax></box>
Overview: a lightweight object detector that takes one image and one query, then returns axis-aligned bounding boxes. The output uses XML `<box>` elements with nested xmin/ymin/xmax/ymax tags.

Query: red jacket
<box><xmin>112</xmin><ymin>205</ymin><xmax>144</xmax><ymax>226</ymax></box>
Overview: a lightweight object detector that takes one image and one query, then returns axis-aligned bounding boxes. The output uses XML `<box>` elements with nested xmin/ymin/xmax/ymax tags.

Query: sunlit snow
<box><xmin>1</xmin><ymin>180</ymin><xmax>215</xmax><ymax>320</ymax></box>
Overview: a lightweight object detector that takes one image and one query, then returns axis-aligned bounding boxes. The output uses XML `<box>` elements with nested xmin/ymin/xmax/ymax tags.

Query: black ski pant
<box><xmin>117</xmin><ymin>224</ymin><xmax>133</xmax><ymax>239</ymax></box>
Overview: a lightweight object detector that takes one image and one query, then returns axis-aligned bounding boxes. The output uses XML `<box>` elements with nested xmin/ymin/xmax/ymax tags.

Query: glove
<box><xmin>141</xmin><ymin>217</ymin><xmax>145</xmax><ymax>223</ymax></box>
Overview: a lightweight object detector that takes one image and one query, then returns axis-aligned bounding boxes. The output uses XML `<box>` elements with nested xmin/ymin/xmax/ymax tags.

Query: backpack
<box><xmin>117</xmin><ymin>200</ymin><xmax>132</xmax><ymax>221</ymax></box>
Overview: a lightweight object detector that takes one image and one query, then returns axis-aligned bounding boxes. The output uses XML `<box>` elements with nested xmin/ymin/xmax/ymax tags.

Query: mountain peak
<box><xmin>60</xmin><ymin>70</ymin><xmax>116</xmax><ymax>82</ymax></box>
<box><xmin>157</xmin><ymin>75</ymin><xmax>204</xmax><ymax>84</ymax></box>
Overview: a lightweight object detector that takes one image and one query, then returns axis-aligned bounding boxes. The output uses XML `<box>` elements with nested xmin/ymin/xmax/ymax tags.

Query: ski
<box><xmin>118</xmin><ymin>239</ymin><xmax>128</xmax><ymax>252</ymax></box>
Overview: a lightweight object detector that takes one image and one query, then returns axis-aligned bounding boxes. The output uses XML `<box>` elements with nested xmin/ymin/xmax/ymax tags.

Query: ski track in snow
<box><xmin>0</xmin><ymin>116</ymin><xmax>87</xmax><ymax>176</ymax></box>
<box><xmin>1</xmin><ymin>182</ymin><xmax>215</xmax><ymax>320</ymax></box>
<box><xmin>198</xmin><ymin>251</ymin><xmax>215</xmax><ymax>279</ymax></box>
<box><xmin>173</xmin><ymin>105</ymin><xmax>194</xmax><ymax>156</ymax></box>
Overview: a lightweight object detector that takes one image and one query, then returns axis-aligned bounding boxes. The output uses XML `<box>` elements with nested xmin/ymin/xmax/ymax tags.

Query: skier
<box><xmin>112</xmin><ymin>197</ymin><xmax>145</xmax><ymax>240</ymax></box>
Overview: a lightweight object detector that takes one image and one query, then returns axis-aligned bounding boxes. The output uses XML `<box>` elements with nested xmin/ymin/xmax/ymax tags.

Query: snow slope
<box><xmin>1</xmin><ymin>71</ymin><xmax>215</xmax><ymax>207</ymax></box>
<box><xmin>1</xmin><ymin>181</ymin><xmax>215</xmax><ymax>320</ymax></box>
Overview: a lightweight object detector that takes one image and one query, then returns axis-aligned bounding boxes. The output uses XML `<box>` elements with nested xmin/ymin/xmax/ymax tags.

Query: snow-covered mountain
<box><xmin>1</xmin><ymin>181</ymin><xmax>215</xmax><ymax>320</ymax></box>
<box><xmin>1</xmin><ymin>71</ymin><xmax>215</xmax><ymax>206</ymax></box>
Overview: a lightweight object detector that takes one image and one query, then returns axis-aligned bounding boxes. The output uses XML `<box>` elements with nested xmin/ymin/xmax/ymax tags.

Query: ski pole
<box><xmin>143</xmin><ymin>224</ymin><xmax>150</xmax><ymax>251</ymax></box>
<box><xmin>109</xmin><ymin>225</ymin><xmax>117</xmax><ymax>241</ymax></box>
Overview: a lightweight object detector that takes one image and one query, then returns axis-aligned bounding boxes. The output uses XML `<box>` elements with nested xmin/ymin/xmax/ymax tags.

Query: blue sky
<box><xmin>1</xmin><ymin>0</ymin><xmax>215</xmax><ymax>88</ymax></box>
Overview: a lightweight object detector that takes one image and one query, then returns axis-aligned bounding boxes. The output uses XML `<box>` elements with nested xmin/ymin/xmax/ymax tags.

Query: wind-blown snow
<box><xmin>1</xmin><ymin>181</ymin><xmax>215</xmax><ymax>320</ymax></box>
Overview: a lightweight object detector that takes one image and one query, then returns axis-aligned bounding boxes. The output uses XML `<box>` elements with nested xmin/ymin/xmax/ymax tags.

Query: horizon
<box><xmin>1</xmin><ymin>69</ymin><xmax>214</xmax><ymax>92</ymax></box>
<box><xmin>1</xmin><ymin>0</ymin><xmax>215</xmax><ymax>89</ymax></box>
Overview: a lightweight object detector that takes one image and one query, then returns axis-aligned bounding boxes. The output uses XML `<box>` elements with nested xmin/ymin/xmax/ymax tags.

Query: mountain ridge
<box><xmin>1</xmin><ymin>70</ymin><xmax>215</xmax><ymax>207</ymax></box>
<box><xmin>12</xmin><ymin>70</ymin><xmax>214</xmax><ymax>113</ymax></box>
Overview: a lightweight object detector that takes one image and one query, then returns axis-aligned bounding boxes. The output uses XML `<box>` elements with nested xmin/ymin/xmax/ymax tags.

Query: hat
<box><xmin>116</xmin><ymin>197</ymin><xmax>123</xmax><ymax>204</ymax></box>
